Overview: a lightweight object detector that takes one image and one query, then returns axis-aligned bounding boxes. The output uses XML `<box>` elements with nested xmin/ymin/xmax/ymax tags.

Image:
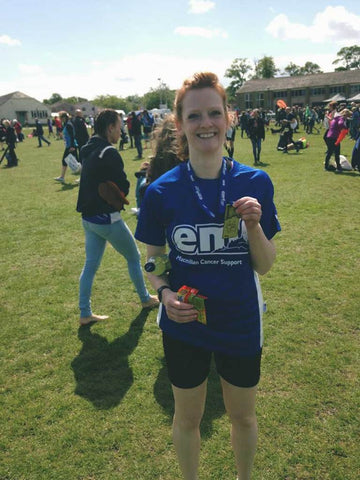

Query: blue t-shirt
<box><xmin>135</xmin><ymin>159</ymin><xmax>281</xmax><ymax>356</ymax></box>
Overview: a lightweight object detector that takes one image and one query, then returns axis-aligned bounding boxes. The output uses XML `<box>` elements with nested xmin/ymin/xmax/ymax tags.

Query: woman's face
<box><xmin>107</xmin><ymin>118</ymin><xmax>121</xmax><ymax>144</ymax></box>
<box><xmin>177</xmin><ymin>87</ymin><xmax>228</xmax><ymax>157</ymax></box>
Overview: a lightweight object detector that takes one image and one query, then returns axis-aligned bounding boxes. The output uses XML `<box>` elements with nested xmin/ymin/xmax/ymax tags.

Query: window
<box><xmin>350</xmin><ymin>84</ymin><xmax>360</xmax><ymax>94</ymax></box>
<box><xmin>273</xmin><ymin>91</ymin><xmax>288</xmax><ymax>98</ymax></box>
<box><xmin>311</xmin><ymin>88</ymin><xmax>325</xmax><ymax>95</ymax></box>
<box><xmin>245</xmin><ymin>93</ymin><xmax>252</xmax><ymax>109</ymax></box>
<box><xmin>291</xmin><ymin>89</ymin><xmax>305</xmax><ymax>97</ymax></box>
<box><xmin>329</xmin><ymin>86</ymin><xmax>344</xmax><ymax>94</ymax></box>
<box><xmin>30</xmin><ymin>109</ymin><xmax>49</xmax><ymax>119</ymax></box>
<box><xmin>257</xmin><ymin>92</ymin><xmax>264</xmax><ymax>108</ymax></box>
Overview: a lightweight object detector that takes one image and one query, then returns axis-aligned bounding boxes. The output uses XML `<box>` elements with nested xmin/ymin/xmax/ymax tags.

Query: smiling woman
<box><xmin>135</xmin><ymin>72</ymin><xmax>281</xmax><ymax>480</ymax></box>
<box><xmin>175</xmin><ymin>72</ymin><xmax>228</xmax><ymax>166</ymax></box>
<box><xmin>176</xmin><ymin>87</ymin><xmax>228</xmax><ymax>171</ymax></box>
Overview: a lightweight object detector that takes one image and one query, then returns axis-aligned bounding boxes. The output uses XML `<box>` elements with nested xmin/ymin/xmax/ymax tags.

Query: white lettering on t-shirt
<box><xmin>172</xmin><ymin>223</ymin><xmax>248</xmax><ymax>256</ymax></box>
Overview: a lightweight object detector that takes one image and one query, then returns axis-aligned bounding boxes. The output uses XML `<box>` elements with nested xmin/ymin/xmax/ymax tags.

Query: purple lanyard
<box><xmin>186</xmin><ymin>158</ymin><xmax>228</xmax><ymax>219</ymax></box>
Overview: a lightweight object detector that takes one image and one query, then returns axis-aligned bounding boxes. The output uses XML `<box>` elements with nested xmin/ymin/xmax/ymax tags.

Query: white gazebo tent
<box><xmin>347</xmin><ymin>93</ymin><xmax>360</xmax><ymax>102</ymax></box>
<box><xmin>323</xmin><ymin>93</ymin><xmax>347</xmax><ymax>103</ymax></box>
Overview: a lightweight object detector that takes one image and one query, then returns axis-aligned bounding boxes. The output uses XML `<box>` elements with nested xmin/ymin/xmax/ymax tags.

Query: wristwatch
<box><xmin>157</xmin><ymin>285</ymin><xmax>171</xmax><ymax>302</ymax></box>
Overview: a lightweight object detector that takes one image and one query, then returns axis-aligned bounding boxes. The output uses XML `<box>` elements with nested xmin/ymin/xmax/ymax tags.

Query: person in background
<box><xmin>126</xmin><ymin>113</ymin><xmax>134</xmax><ymax>148</ymax></box>
<box><xmin>132</xmin><ymin>161</ymin><xmax>150</xmax><ymax>215</ymax></box>
<box><xmin>324</xmin><ymin>108</ymin><xmax>352</xmax><ymax>172</ymax></box>
<box><xmin>76</xmin><ymin>109</ymin><xmax>158</xmax><ymax>325</ymax></box>
<box><xmin>145</xmin><ymin>114</ymin><xmax>180</xmax><ymax>185</ymax></box>
<box><xmin>35</xmin><ymin>118</ymin><xmax>51</xmax><ymax>147</ymax></box>
<box><xmin>47</xmin><ymin>117</ymin><xmax>55</xmax><ymax>138</ymax></box>
<box><xmin>247</xmin><ymin>108</ymin><xmax>265</xmax><ymax>165</ymax></box>
<box><xmin>13</xmin><ymin>119</ymin><xmax>23</xmax><ymax>142</ymax></box>
<box><xmin>3</xmin><ymin>119</ymin><xmax>18</xmax><ymax>167</ymax></box>
<box><xmin>141</xmin><ymin>109</ymin><xmax>155</xmax><ymax>150</ymax></box>
<box><xmin>239</xmin><ymin>111</ymin><xmax>249</xmax><ymax>138</ymax></box>
<box><xmin>0</xmin><ymin>119</ymin><xmax>7</xmax><ymax>151</ymax></box>
<box><xmin>73</xmin><ymin>109</ymin><xmax>90</xmax><ymax>153</ymax></box>
<box><xmin>224</xmin><ymin>112</ymin><xmax>237</xmax><ymax>158</ymax></box>
<box><xmin>135</xmin><ymin>72</ymin><xmax>280</xmax><ymax>480</ymax></box>
<box><xmin>134</xmin><ymin>114</ymin><xmax>181</xmax><ymax>214</ymax></box>
<box><xmin>54</xmin><ymin>116</ymin><xmax>62</xmax><ymax>140</ymax></box>
<box><xmin>118</xmin><ymin>113</ymin><xmax>128</xmax><ymax>151</ymax></box>
<box><xmin>323</xmin><ymin>101</ymin><xmax>338</xmax><ymax>149</ymax></box>
<box><xmin>89</xmin><ymin>116</ymin><xmax>95</xmax><ymax>133</ymax></box>
<box><xmin>132</xmin><ymin>112</ymin><xmax>143</xmax><ymax>159</ymax></box>
<box><xmin>54</xmin><ymin>111</ymin><xmax>78</xmax><ymax>183</ymax></box>
<box><xmin>350</xmin><ymin>103</ymin><xmax>360</xmax><ymax>140</ymax></box>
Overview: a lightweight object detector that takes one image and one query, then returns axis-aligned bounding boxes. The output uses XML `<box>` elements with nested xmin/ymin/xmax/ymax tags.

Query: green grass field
<box><xmin>0</xmin><ymin>125</ymin><xmax>359</xmax><ymax>480</ymax></box>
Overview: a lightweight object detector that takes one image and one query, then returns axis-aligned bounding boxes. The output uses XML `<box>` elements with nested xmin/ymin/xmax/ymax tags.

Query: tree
<box><xmin>142</xmin><ymin>89</ymin><xmax>161</xmax><ymax>110</ymax></box>
<box><xmin>125</xmin><ymin>95</ymin><xmax>142</xmax><ymax>112</ymax></box>
<box><xmin>63</xmin><ymin>96</ymin><xmax>88</xmax><ymax>104</ymax></box>
<box><xmin>224</xmin><ymin>58</ymin><xmax>252</xmax><ymax>102</ymax></box>
<box><xmin>254</xmin><ymin>56</ymin><xmax>278</xmax><ymax>79</ymax></box>
<box><xmin>283</xmin><ymin>62</ymin><xmax>301</xmax><ymax>76</ymax></box>
<box><xmin>283</xmin><ymin>61</ymin><xmax>323</xmax><ymax>77</ymax></box>
<box><xmin>43</xmin><ymin>93</ymin><xmax>62</xmax><ymax>105</ymax></box>
<box><xmin>299</xmin><ymin>62</ymin><xmax>323</xmax><ymax>75</ymax></box>
<box><xmin>142</xmin><ymin>84</ymin><xmax>175</xmax><ymax>110</ymax></box>
<box><xmin>333</xmin><ymin>45</ymin><xmax>360</xmax><ymax>70</ymax></box>
<box><xmin>92</xmin><ymin>95</ymin><xmax>130</xmax><ymax>112</ymax></box>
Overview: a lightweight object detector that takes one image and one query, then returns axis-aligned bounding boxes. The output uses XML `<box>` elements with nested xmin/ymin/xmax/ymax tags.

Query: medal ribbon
<box><xmin>186</xmin><ymin>158</ymin><xmax>228</xmax><ymax>219</ymax></box>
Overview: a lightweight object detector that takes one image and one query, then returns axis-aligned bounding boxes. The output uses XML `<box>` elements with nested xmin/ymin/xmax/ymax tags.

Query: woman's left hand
<box><xmin>232</xmin><ymin>197</ymin><xmax>262</xmax><ymax>231</ymax></box>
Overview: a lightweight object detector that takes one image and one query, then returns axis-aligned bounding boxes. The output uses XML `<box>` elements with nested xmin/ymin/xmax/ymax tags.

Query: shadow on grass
<box><xmin>153</xmin><ymin>357</ymin><xmax>226</xmax><ymax>439</ymax></box>
<box><xmin>58</xmin><ymin>182</ymin><xmax>79</xmax><ymax>191</ymax></box>
<box><xmin>71</xmin><ymin>309</ymin><xmax>150</xmax><ymax>409</ymax></box>
<box><xmin>333</xmin><ymin>171</ymin><xmax>360</xmax><ymax>177</ymax></box>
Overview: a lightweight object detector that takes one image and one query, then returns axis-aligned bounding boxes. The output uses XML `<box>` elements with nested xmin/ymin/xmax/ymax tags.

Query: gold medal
<box><xmin>222</xmin><ymin>204</ymin><xmax>239</xmax><ymax>239</ymax></box>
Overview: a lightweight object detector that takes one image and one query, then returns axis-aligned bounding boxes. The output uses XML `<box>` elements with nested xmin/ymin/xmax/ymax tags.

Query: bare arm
<box><xmin>145</xmin><ymin>245</ymin><xmax>198</xmax><ymax>323</ymax></box>
<box><xmin>233</xmin><ymin>197</ymin><xmax>276</xmax><ymax>275</ymax></box>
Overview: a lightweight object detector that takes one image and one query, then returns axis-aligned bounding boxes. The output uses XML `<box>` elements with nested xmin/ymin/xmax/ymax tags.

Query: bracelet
<box><xmin>157</xmin><ymin>285</ymin><xmax>171</xmax><ymax>302</ymax></box>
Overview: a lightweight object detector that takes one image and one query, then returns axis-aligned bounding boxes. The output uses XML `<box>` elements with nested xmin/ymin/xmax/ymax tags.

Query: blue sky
<box><xmin>1</xmin><ymin>0</ymin><xmax>360</xmax><ymax>102</ymax></box>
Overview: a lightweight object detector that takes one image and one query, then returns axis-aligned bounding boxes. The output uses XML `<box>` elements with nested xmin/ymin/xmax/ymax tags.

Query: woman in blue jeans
<box><xmin>76</xmin><ymin>109</ymin><xmax>158</xmax><ymax>325</ymax></box>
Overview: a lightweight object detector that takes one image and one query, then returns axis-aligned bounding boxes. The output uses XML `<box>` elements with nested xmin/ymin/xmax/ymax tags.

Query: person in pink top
<box><xmin>324</xmin><ymin>109</ymin><xmax>352</xmax><ymax>172</ymax></box>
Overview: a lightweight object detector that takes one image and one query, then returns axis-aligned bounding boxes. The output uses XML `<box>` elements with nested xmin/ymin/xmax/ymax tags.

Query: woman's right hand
<box><xmin>162</xmin><ymin>289</ymin><xmax>198</xmax><ymax>323</ymax></box>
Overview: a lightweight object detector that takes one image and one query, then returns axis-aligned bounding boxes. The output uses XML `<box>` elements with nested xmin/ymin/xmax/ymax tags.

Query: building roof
<box><xmin>237</xmin><ymin>70</ymin><xmax>360</xmax><ymax>93</ymax></box>
<box><xmin>0</xmin><ymin>91</ymin><xmax>35</xmax><ymax>107</ymax></box>
<box><xmin>50</xmin><ymin>100</ymin><xmax>98</xmax><ymax>114</ymax></box>
<box><xmin>50</xmin><ymin>101</ymin><xmax>77</xmax><ymax>113</ymax></box>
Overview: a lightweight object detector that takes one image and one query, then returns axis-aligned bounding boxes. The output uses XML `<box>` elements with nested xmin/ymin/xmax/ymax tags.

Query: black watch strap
<box><xmin>157</xmin><ymin>285</ymin><xmax>171</xmax><ymax>302</ymax></box>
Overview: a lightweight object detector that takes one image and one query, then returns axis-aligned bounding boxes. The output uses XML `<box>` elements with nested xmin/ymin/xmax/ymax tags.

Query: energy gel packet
<box><xmin>177</xmin><ymin>285</ymin><xmax>208</xmax><ymax>325</ymax></box>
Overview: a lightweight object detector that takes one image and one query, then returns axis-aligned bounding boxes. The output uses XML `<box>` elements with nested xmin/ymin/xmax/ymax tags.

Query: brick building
<box><xmin>236</xmin><ymin>70</ymin><xmax>360</xmax><ymax>111</ymax></box>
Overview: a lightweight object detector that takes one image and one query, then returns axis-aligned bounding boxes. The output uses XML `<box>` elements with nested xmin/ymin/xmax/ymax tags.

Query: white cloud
<box><xmin>0</xmin><ymin>34</ymin><xmax>21</xmax><ymax>46</ymax></box>
<box><xmin>274</xmin><ymin>53</ymin><xmax>336</xmax><ymax>74</ymax></box>
<box><xmin>174</xmin><ymin>26</ymin><xmax>228</xmax><ymax>39</ymax></box>
<box><xmin>188</xmin><ymin>0</ymin><xmax>215</xmax><ymax>14</ymax></box>
<box><xmin>0</xmin><ymin>53</ymin><xmax>231</xmax><ymax>101</ymax></box>
<box><xmin>18</xmin><ymin>64</ymin><xmax>43</xmax><ymax>75</ymax></box>
<box><xmin>266</xmin><ymin>6</ymin><xmax>360</xmax><ymax>44</ymax></box>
